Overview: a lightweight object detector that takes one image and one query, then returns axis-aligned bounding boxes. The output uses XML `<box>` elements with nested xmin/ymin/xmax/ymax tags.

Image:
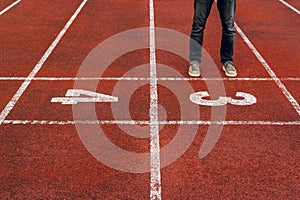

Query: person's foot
<box><xmin>189</xmin><ymin>61</ymin><xmax>200</xmax><ymax>77</ymax></box>
<box><xmin>222</xmin><ymin>61</ymin><xmax>237</xmax><ymax>77</ymax></box>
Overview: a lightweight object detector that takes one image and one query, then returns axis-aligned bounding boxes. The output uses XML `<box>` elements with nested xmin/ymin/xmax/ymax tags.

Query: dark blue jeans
<box><xmin>190</xmin><ymin>0</ymin><xmax>236</xmax><ymax>64</ymax></box>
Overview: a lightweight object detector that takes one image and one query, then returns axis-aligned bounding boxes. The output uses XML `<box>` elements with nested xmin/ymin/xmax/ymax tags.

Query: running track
<box><xmin>0</xmin><ymin>0</ymin><xmax>299</xmax><ymax>199</ymax></box>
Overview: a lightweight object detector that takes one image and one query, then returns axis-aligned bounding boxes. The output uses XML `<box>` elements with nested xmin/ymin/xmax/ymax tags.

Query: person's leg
<box><xmin>190</xmin><ymin>0</ymin><xmax>214</xmax><ymax>64</ymax></box>
<box><xmin>217</xmin><ymin>0</ymin><xmax>236</xmax><ymax>64</ymax></box>
<box><xmin>217</xmin><ymin>0</ymin><xmax>237</xmax><ymax>77</ymax></box>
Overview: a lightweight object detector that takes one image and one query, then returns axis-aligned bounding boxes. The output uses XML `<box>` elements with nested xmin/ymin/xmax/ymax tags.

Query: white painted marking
<box><xmin>3</xmin><ymin>120</ymin><xmax>300</xmax><ymax>126</ymax></box>
<box><xmin>230</xmin><ymin>92</ymin><xmax>257</xmax><ymax>106</ymax></box>
<box><xmin>1</xmin><ymin>76</ymin><xmax>300</xmax><ymax>81</ymax></box>
<box><xmin>0</xmin><ymin>0</ymin><xmax>22</xmax><ymax>16</ymax></box>
<box><xmin>149</xmin><ymin>0</ymin><xmax>161</xmax><ymax>199</ymax></box>
<box><xmin>163</xmin><ymin>120</ymin><xmax>300</xmax><ymax>126</ymax></box>
<box><xmin>0</xmin><ymin>77</ymin><xmax>149</xmax><ymax>81</ymax></box>
<box><xmin>235</xmin><ymin>22</ymin><xmax>300</xmax><ymax>116</ymax></box>
<box><xmin>278</xmin><ymin>0</ymin><xmax>300</xmax><ymax>15</ymax></box>
<box><xmin>190</xmin><ymin>91</ymin><xmax>257</xmax><ymax>106</ymax></box>
<box><xmin>190</xmin><ymin>91</ymin><xmax>227</xmax><ymax>106</ymax></box>
<box><xmin>0</xmin><ymin>0</ymin><xmax>88</xmax><ymax>125</ymax></box>
<box><xmin>51</xmin><ymin>89</ymin><xmax>118</xmax><ymax>104</ymax></box>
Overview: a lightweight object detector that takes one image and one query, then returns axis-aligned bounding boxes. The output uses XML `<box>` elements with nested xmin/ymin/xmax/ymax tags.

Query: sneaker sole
<box><xmin>222</xmin><ymin>66</ymin><xmax>237</xmax><ymax>77</ymax></box>
<box><xmin>189</xmin><ymin>71</ymin><xmax>201</xmax><ymax>77</ymax></box>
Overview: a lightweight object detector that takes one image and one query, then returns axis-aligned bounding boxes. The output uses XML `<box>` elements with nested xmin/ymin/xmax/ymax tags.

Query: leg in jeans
<box><xmin>217</xmin><ymin>0</ymin><xmax>236</xmax><ymax>64</ymax></box>
<box><xmin>190</xmin><ymin>0</ymin><xmax>214</xmax><ymax>64</ymax></box>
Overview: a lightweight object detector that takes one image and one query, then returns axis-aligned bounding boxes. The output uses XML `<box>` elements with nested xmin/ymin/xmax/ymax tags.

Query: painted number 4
<box><xmin>190</xmin><ymin>91</ymin><xmax>257</xmax><ymax>106</ymax></box>
<box><xmin>51</xmin><ymin>89</ymin><xmax>118</xmax><ymax>105</ymax></box>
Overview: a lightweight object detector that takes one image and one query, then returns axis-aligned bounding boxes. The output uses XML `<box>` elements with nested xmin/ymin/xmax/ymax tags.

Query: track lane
<box><xmin>0</xmin><ymin>0</ymin><xmax>83</xmax><ymax>77</ymax></box>
<box><xmin>36</xmin><ymin>1</ymin><xmax>150</xmax><ymax>77</ymax></box>
<box><xmin>236</xmin><ymin>0</ymin><xmax>300</xmax><ymax>78</ymax></box>
<box><xmin>1</xmin><ymin>0</ymin><xmax>156</xmax><ymax>199</ymax></box>
<box><xmin>153</xmin><ymin>0</ymin><xmax>300</xmax><ymax>199</ymax></box>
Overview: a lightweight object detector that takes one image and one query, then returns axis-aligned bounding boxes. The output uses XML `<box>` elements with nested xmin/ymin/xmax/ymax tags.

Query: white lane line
<box><xmin>278</xmin><ymin>0</ymin><xmax>300</xmax><ymax>15</ymax></box>
<box><xmin>1</xmin><ymin>77</ymin><xmax>300</xmax><ymax>81</ymax></box>
<box><xmin>149</xmin><ymin>0</ymin><xmax>162</xmax><ymax>199</ymax></box>
<box><xmin>0</xmin><ymin>0</ymin><xmax>22</xmax><ymax>16</ymax></box>
<box><xmin>3</xmin><ymin>120</ymin><xmax>300</xmax><ymax>126</ymax></box>
<box><xmin>0</xmin><ymin>77</ymin><xmax>149</xmax><ymax>81</ymax></box>
<box><xmin>0</xmin><ymin>0</ymin><xmax>88</xmax><ymax>125</ymax></box>
<box><xmin>234</xmin><ymin>22</ymin><xmax>300</xmax><ymax>116</ymax></box>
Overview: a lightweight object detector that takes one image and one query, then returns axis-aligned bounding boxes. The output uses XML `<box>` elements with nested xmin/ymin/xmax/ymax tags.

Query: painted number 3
<box><xmin>190</xmin><ymin>91</ymin><xmax>257</xmax><ymax>106</ymax></box>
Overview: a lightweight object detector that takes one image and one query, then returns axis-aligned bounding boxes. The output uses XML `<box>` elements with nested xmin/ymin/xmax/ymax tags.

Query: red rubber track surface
<box><xmin>1</xmin><ymin>0</ymin><xmax>299</xmax><ymax>199</ymax></box>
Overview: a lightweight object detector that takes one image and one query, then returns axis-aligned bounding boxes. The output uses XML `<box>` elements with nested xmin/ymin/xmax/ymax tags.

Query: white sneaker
<box><xmin>223</xmin><ymin>61</ymin><xmax>237</xmax><ymax>77</ymax></box>
<box><xmin>189</xmin><ymin>61</ymin><xmax>200</xmax><ymax>77</ymax></box>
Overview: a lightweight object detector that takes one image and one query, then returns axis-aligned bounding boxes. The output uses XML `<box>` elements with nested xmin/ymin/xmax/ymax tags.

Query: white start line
<box><xmin>1</xmin><ymin>77</ymin><xmax>300</xmax><ymax>81</ymax></box>
<box><xmin>2</xmin><ymin>120</ymin><xmax>300</xmax><ymax>126</ymax></box>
